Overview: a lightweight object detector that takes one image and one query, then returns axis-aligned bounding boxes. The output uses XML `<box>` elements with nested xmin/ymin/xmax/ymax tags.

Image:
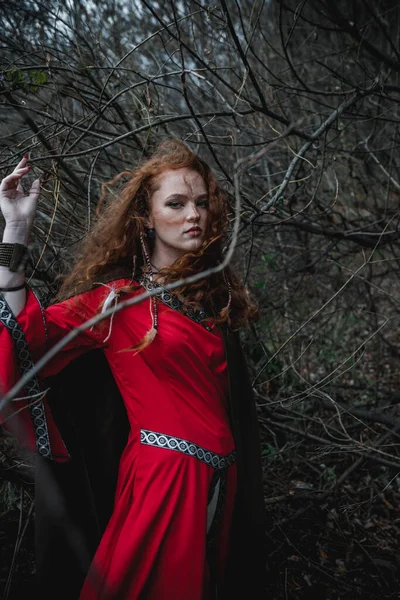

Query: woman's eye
<box><xmin>166</xmin><ymin>200</ymin><xmax>209</xmax><ymax>209</ymax></box>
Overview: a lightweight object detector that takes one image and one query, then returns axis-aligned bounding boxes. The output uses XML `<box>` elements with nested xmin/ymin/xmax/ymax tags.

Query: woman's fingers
<box><xmin>1</xmin><ymin>174</ymin><xmax>20</xmax><ymax>192</ymax></box>
<box><xmin>12</xmin><ymin>167</ymin><xmax>31</xmax><ymax>176</ymax></box>
<box><xmin>7</xmin><ymin>156</ymin><xmax>29</xmax><ymax>177</ymax></box>
<box><xmin>0</xmin><ymin>167</ymin><xmax>31</xmax><ymax>191</ymax></box>
<box><xmin>15</xmin><ymin>155</ymin><xmax>29</xmax><ymax>169</ymax></box>
<box><xmin>0</xmin><ymin>174</ymin><xmax>18</xmax><ymax>192</ymax></box>
<box><xmin>28</xmin><ymin>179</ymin><xmax>41</xmax><ymax>198</ymax></box>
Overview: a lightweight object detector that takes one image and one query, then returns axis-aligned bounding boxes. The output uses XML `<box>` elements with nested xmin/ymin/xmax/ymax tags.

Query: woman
<box><xmin>0</xmin><ymin>140</ymin><xmax>266</xmax><ymax>599</ymax></box>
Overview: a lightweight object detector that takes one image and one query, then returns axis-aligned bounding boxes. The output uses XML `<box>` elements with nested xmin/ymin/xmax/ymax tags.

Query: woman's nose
<box><xmin>186</xmin><ymin>203</ymin><xmax>200</xmax><ymax>220</ymax></box>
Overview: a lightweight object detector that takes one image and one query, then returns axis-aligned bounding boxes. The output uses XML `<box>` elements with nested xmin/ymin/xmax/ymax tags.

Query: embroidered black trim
<box><xmin>136</xmin><ymin>275</ymin><xmax>213</xmax><ymax>332</ymax></box>
<box><xmin>0</xmin><ymin>293</ymin><xmax>52</xmax><ymax>458</ymax></box>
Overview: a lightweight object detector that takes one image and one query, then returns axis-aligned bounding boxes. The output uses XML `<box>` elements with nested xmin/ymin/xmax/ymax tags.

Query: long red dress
<box><xmin>0</xmin><ymin>278</ymin><xmax>237</xmax><ymax>599</ymax></box>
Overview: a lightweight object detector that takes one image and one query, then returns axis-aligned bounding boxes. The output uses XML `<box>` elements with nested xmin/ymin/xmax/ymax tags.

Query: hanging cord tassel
<box><xmin>95</xmin><ymin>283</ymin><xmax>121</xmax><ymax>343</ymax></box>
<box><xmin>119</xmin><ymin>233</ymin><xmax>158</xmax><ymax>354</ymax></box>
<box><xmin>140</xmin><ymin>232</ymin><xmax>153</xmax><ymax>281</ymax></box>
<box><xmin>140</xmin><ymin>230</ymin><xmax>158</xmax><ymax>329</ymax></box>
<box><xmin>131</xmin><ymin>294</ymin><xmax>157</xmax><ymax>354</ymax></box>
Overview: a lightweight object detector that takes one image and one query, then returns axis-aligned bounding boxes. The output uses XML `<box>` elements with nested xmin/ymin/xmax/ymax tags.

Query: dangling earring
<box><xmin>137</xmin><ymin>231</ymin><xmax>158</xmax><ymax>348</ymax></box>
<box><xmin>146</xmin><ymin>227</ymin><xmax>155</xmax><ymax>240</ymax></box>
<box><xmin>140</xmin><ymin>232</ymin><xmax>154</xmax><ymax>281</ymax></box>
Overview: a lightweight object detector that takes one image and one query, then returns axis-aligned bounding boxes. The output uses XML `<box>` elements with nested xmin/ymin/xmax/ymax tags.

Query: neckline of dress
<box><xmin>136</xmin><ymin>274</ymin><xmax>213</xmax><ymax>332</ymax></box>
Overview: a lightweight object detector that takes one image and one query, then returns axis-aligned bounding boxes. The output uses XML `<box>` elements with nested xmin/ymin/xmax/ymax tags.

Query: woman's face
<box><xmin>147</xmin><ymin>168</ymin><xmax>209</xmax><ymax>265</ymax></box>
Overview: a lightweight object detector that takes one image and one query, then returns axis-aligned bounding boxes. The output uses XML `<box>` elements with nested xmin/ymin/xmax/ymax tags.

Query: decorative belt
<box><xmin>140</xmin><ymin>429</ymin><xmax>236</xmax><ymax>469</ymax></box>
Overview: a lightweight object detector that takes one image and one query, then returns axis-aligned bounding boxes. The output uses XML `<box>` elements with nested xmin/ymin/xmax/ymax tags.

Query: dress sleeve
<box><xmin>10</xmin><ymin>284</ymin><xmax>115</xmax><ymax>377</ymax></box>
<box><xmin>0</xmin><ymin>280</ymin><xmax>126</xmax><ymax>459</ymax></box>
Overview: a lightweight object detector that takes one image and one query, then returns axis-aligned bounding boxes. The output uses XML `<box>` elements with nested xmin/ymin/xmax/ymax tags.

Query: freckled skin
<box><xmin>147</xmin><ymin>168</ymin><xmax>209</xmax><ymax>269</ymax></box>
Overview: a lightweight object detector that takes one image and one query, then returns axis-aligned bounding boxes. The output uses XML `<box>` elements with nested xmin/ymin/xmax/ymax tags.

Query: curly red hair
<box><xmin>57</xmin><ymin>139</ymin><xmax>258</xmax><ymax>330</ymax></box>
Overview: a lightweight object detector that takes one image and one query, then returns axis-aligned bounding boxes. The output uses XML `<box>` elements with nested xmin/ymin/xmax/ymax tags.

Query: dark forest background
<box><xmin>1</xmin><ymin>1</ymin><xmax>400</xmax><ymax>598</ymax></box>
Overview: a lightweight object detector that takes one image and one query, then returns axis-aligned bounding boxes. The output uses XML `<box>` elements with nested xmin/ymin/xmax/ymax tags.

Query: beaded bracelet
<box><xmin>0</xmin><ymin>282</ymin><xmax>26</xmax><ymax>292</ymax></box>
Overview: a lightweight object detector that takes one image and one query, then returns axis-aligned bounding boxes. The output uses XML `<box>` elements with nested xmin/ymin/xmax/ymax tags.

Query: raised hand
<box><xmin>0</xmin><ymin>156</ymin><xmax>40</xmax><ymax>235</ymax></box>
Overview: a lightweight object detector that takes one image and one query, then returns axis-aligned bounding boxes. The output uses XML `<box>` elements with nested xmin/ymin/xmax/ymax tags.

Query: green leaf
<box><xmin>6</xmin><ymin>67</ymin><xmax>26</xmax><ymax>87</ymax></box>
<box><xmin>31</xmin><ymin>71</ymin><xmax>47</xmax><ymax>86</ymax></box>
<box><xmin>262</xmin><ymin>444</ymin><xmax>277</xmax><ymax>460</ymax></box>
<box><xmin>261</xmin><ymin>253</ymin><xmax>277</xmax><ymax>271</ymax></box>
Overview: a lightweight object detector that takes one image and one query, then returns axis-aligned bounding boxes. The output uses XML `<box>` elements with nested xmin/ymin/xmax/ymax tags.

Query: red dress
<box><xmin>0</xmin><ymin>279</ymin><xmax>237</xmax><ymax>599</ymax></box>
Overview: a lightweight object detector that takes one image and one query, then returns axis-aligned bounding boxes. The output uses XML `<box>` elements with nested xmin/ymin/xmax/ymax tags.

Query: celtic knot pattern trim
<box><xmin>0</xmin><ymin>294</ymin><xmax>52</xmax><ymax>458</ymax></box>
<box><xmin>137</xmin><ymin>276</ymin><xmax>213</xmax><ymax>332</ymax></box>
<box><xmin>140</xmin><ymin>429</ymin><xmax>236</xmax><ymax>469</ymax></box>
